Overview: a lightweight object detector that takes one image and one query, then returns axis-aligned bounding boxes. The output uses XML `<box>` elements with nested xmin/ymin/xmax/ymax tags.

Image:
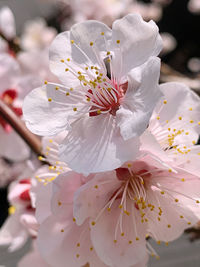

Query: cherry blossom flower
<box><xmin>36</xmin><ymin>170</ymin><xmax>149</xmax><ymax>267</ymax></box>
<box><xmin>73</xmin><ymin>154</ymin><xmax>200</xmax><ymax>266</ymax></box>
<box><xmin>143</xmin><ymin>82</ymin><xmax>200</xmax><ymax>175</ymax></box>
<box><xmin>23</xmin><ymin>14</ymin><xmax>163</xmax><ymax>174</ymax></box>
<box><xmin>188</xmin><ymin>0</ymin><xmax>200</xmax><ymax>14</ymax></box>
<box><xmin>0</xmin><ymin>176</ymin><xmax>37</xmax><ymax>252</ymax></box>
<box><xmin>0</xmin><ymin>53</ymin><xmax>40</xmax><ymax>161</ymax></box>
<box><xmin>21</xmin><ymin>18</ymin><xmax>57</xmax><ymax>51</ymax></box>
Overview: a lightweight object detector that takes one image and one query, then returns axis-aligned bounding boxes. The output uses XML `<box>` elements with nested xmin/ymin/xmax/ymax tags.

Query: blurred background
<box><xmin>0</xmin><ymin>0</ymin><xmax>200</xmax><ymax>266</ymax></box>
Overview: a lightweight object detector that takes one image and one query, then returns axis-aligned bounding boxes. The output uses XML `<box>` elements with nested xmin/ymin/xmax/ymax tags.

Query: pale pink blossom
<box><xmin>23</xmin><ymin>14</ymin><xmax>163</xmax><ymax>174</ymax></box>
<box><xmin>0</xmin><ymin>177</ymin><xmax>37</xmax><ymax>252</ymax></box>
<box><xmin>143</xmin><ymin>82</ymin><xmax>200</xmax><ymax>175</ymax></box>
<box><xmin>73</xmin><ymin>154</ymin><xmax>200</xmax><ymax>266</ymax></box>
<box><xmin>0</xmin><ymin>53</ymin><xmax>40</xmax><ymax>161</ymax></box>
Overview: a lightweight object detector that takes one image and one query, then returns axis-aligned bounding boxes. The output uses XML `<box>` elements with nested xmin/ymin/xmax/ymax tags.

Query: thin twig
<box><xmin>0</xmin><ymin>99</ymin><xmax>42</xmax><ymax>155</ymax></box>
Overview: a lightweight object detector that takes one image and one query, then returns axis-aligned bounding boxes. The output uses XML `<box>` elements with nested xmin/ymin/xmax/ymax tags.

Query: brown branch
<box><xmin>0</xmin><ymin>99</ymin><xmax>42</xmax><ymax>155</ymax></box>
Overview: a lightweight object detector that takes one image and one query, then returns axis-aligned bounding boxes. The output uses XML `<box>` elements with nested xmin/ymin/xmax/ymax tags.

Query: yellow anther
<box><xmin>156</xmin><ymin>116</ymin><xmax>160</xmax><ymax>120</ymax></box>
<box><xmin>136</xmin><ymin>237</ymin><xmax>139</xmax><ymax>241</ymax></box>
<box><xmin>97</xmin><ymin>110</ymin><xmax>101</xmax><ymax>115</ymax></box>
<box><xmin>165</xmin><ymin>242</ymin><xmax>169</xmax><ymax>246</ymax></box>
<box><xmin>168</xmin><ymin>128</ymin><xmax>171</xmax><ymax>131</ymax></box>
<box><xmin>192</xmin><ymin>140</ymin><xmax>196</xmax><ymax>144</ymax></box>
<box><xmin>181</xmin><ymin>178</ymin><xmax>185</xmax><ymax>182</ymax></box>
<box><xmin>76</xmin><ymin>254</ymin><xmax>80</xmax><ymax>258</ymax></box>
<box><xmin>86</xmin><ymin>97</ymin><xmax>91</xmax><ymax>102</ymax></box>
<box><xmin>160</xmin><ymin>191</ymin><xmax>165</xmax><ymax>195</ymax></box>
<box><xmin>167</xmin><ymin>224</ymin><xmax>171</xmax><ymax>228</ymax></box>
<box><xmin>77</xmin><ymin>243</ymin><xmax>80</xmax><ymax>247</ymax></box>
<box><xmin>73</xmin><ymin>107</ymin><xmax>77</xmax><ymax>112</ymax></box>
<box><xmin>103</xmin><ymin>78</ymin><xmax>106</xmax><ymax>82</ymax></box>
<box><xmin>158</xmin><ymin>217</ymin><xmax>161</xmax><ymax>221</ymax></box>
<box><xmin>157</xmin><ymin>240</ymin><xmax>161</xmax><ymax>245</ymax></box>
<box><xmin>107</xmin><ymin>51</ymin><xmax>111</xmax><ymax>55</ymax></box>
<box><xmin>90</xmin><ymin>42</ymin><xmax>94</xmax><ymax>46</ymax></box>
<box><xmin>91</xmin><ymin>221</ymin><xmax>96</xmax><ymax>226</ymax></box>
<box><xmin>48</xmin><ymin>98</ymin><xmax>52</xmax><ymax>102</ymax></box>
<box><xmin>107</xmin><ymin>58</ymin><xmax>111</xmax><ymax>63</ymax></box>
<box><xmin>8</xmin><ymin>206</ymin><xmax>16</xmax><ymax>215</ymax></box>
<box><xmin>70</xmin><ymin>87</ymin><xmax>74</xmax><ymax>91</ymax></box>
<box><xmin>73</xmin><ymin>217</ymin><xmax>76</xmax><ymax>222</ymax></box>
<box><xmin>67</xmin><ymin>58</ymin><xmax>70</xmax><ymax>61</ymax></box>
<box><xmin>178</xmin><ymin>116</ymin><xmax>182</xmax><ymax>120</ymax></box>
<box><xmin>185</xmin><ymin>132</ymin><xmax>189</xmax><ymax>135</ymax></box>
<box><xmin>77</xmin><ymin>71</ymin><xmax>81</xmax><ymax>75</ymax></box>
<box><xmin>107</xmin><ymin>207</ymin><xmax>111</xmax><ymax>211</ymax></box>
<box><xmin>44</xmin><ymin>80</ymin><xmax>48</xmax><ymax>84</ymax></box>
<box><xmin>61</xmin><ymin>229</ymin><xmax>64</xmax><ymax>232</ymax></box>
<box><xmin>58</xmin><ymin>201</ymin><xmax>62</xmax><ymax>206</ymax></box>
<box><xmin>71</xmin><ymin>40</ymin><xmax>74</xmax><ymax>44</ymax></box>
<box><xmin>91</xmin><ymin>66</ymin><xmax>94</xmax><ymax>69</ymax></box>
<box><xmin>168</xmin><ymin>169</ymin><xmax>172</xmax><ymax>173</ymax></box>
<box><xmin>116</xmin><ymin>40</ymin><xmax>120</xmax><ymax>44</ymax></box>
<box><xmin>180</xmin><ymin>215</ymin><xmax>184</xmax><ymax>219</ymax></box>
<box><xmin>188</xmin><ymin>222</ymin><xmax>191</xmax><ymax>225</ymax></box>
<box><xmin>196</xmin><ymin>200</ymin><xmax>200</xmax><ymax>204</ymax></box>
<box><xmin>190</xmin><ymin>120</ymin><xmax>194</xmax><ymax>123</ymax></box>
<box><xmin>101</xmin><ymin>32</ymin><xmax>104</xmax><ymax>35</ymax></box>
<box><xmin>121</xmin><ymin>232</ymin><xmax>124</xmax><ymax>236</ymax></box>
<box><xmin>156</xmin><ymin>256</ymin><xmax>160</xmax><ymax>260</ymax></box>
<box><xmin>114</xmin><ymin>239</ymin><xmax>117</xmax><ymax>243</ymax></box>
<box><xmin>189</xmin><ymin>107</ymin><xmax>193</xmax><ymax>111</ymax></box>
<box><xmin>60</xmin><ymin>59</ymin><xmax>64</xmax><ymax>63</ymax></box>
<box><xmin>124</xmin><ymin>210</ymin><xmax>130</xmax><ymax>216</ymax></box>
<box><xmin>65</xmin><ymin>68</ymin><xmax>69</xmax><ymax>72</ymax></box>
<box><xmin>175</xmin><ymin>199</ymin><xmax>179</xmax><ymax>202</ymax></box>
<box><xmin>163</xmin><ymin>100</ymin><xmax>167</xmax><ymax>104</ymax></box>
<box><xmin>85</xmin><ymin>67</ymin><xmax>88</xmax><ymax>70</ymax></box>
<box><xmin>127</xmin><ymin>163</ymin><xmax>132</xmax><ymax>168</ymax></box>
<box><xmin>129</xmin><ymin>240</ymin><xmax>132</xmax><ymax>244</ymax></box>
<box><xmin>198</xmin><ymin>122</ymin><xmax>200</xmax><ymax>125</ymax></box>
<box><xmin>119</xmin><ymin>204</ymin><xmax>123</xmax><ymax>209</ymax></box>
<box><xmin>38</xmin><ymin>156</ymin><xmax>45</xmax><ymax>161</ymax></box>
<box><xmin>94</xmin><ymin>185</ymin><xmax>98</xmax><ymax>189</ymax></box>
<box><xmin>90</xmin><ymin>247</ymin><xmax>93</xmax><ymax>251</ymax></box>
<box><xmin>55</xmin><ymin>86</ymin><xmax>59</xmax><ymax>90</ymax></box>
<box><xmin>166</xmin><ymin>120</ymin><xmax>169</xmax><ymax>123</ymax></box>
<box><xmin>66</xmin><ymin>92</ymin><xmax>70</xmax><ymax>96</ymax></box>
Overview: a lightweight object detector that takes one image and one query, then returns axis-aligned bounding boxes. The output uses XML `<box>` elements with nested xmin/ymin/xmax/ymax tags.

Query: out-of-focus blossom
<box><xmin>188</xmin><ymin>57</ymin><xmax>200</xmax><ymax>73</ymax></box>
<box><xmin>0</xmin><ymin>176</ymin><xmax>37</xmax><ymax>252</ymax></box>
<box><xmin>160</xmin><ymin>33</ymin><xmax>177</xmax><ymax>56</ymax></box>
<box><xmin>21</xmin><ymin>18</ymin><xmax>57</xmax><ymax>51</ymax></box>
<box><xmin>23</xmin><ymin>14</ymin><xmax>163</xmax><ymax>174</ymax></box>
<box><xmin>188</xmin><ymin>0</ymin><xmax>200</xmax><ymax>14</ymax></box>
<box><xmin>0</xmin><ymin>6</ymin><xmax>16</xmax><ymax>40</ymax></box>
<box><xmin>0</xmin><ymin>53</ymin><xmax>40</xmax><ymax>161</ymax></box>
<box><xmin>127</xmin><ymin>1</ymin><xmax>162</xmax><ymax>22</ymax></box>
<box><xmin>142</xmin><ymin>82</ymin><xmax>200</xmax><ymax>175</ymax></box>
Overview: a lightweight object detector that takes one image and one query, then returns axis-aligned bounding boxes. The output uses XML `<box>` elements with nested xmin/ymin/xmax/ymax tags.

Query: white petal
<box><xmin>117</xmin><ymin>57</ymin><xmax>162</xmax><ymax>140</ymax></box>
<box><xmin>111</xmin><ymin>13</ymin><xmax>162</xmax><ymax>77</ymax></box>
<box><xmin>59</xmin><ymin>114</ymin><xmax>140</xmax><ymax>174</ymax></box>
<box><xmin>0</xmin><ymin>7</ymin><xmax>16</xmax><ymax>39</ymax></box>
<box><xmin>23</xmin><ymin>84</ymin><xmax>78</xmax><ymax>136</ymax></box>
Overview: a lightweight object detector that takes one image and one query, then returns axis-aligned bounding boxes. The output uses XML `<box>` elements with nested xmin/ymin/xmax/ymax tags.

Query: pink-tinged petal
<box><xmin>74</xmin><ymin>171</ymin><xmax>121</xmax><ymax>225</ymax></box>
<box><xmin>18</xmin><ymin>240</ymin><xmax>51</xmax><ymax>267</ymax></box>
<box><xmin>49</xmin><ymin>21</ymin><xmax>111</xmax><ymax>86</ymax></box>
<box><xmin>90</xmin><ymin>199</ymin><xmax>148</xmax><ymax>267</ymax></box>
<box><xmin>0</xmin><ymin>127</ymin><xmax>30</xmax><ymax>161</ymax></box>
<box><xmin>0</xmin><ymin>7</ymin><xmax>16</xmax><ymax>40</ymax></box>
<box><xmin>51</xmin><ymin>172</ymin><xmax>83</xmax><ymax>220</ymax></box>
<box><xmin>59</xmin><ymin>114</ymin><xmax>140</xmax><ymax>174</ymax></box>
<box><xmin>31</xmin><ymin>167</ymin><xmax>53</xmax><ymax>224</ymax></box>
<box><xmin>117</xmin><ymin>57</ymin><xmax>162</xmax><ymax>140</ymax></box>
<box><xmin>23</xmin><ymin>85</ymin><xmax>75</xmax><ymax>136</ymax></box>
<box><xmin>20</xmin><ymin>213</ymin><xmax>38</xmax><ymax>237</ymax></box>
<box><xmin>146</xmin><ymin>169</ymin><xmax>200</xmax><ymax>242</ymax></box>
<box><xmin>111</xmin><ymin>13</ymin><xmax>162</xmax><ymax>77</ymax></box>
<box><xmin>37</xmin><ymin>217</ymin><xmax>98</xmax><ymax>267</ymax></box>
<box><xmin>155</xmin><ymin>82</ymin><xmax>200</xmax><ymax>126</ymax></box>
